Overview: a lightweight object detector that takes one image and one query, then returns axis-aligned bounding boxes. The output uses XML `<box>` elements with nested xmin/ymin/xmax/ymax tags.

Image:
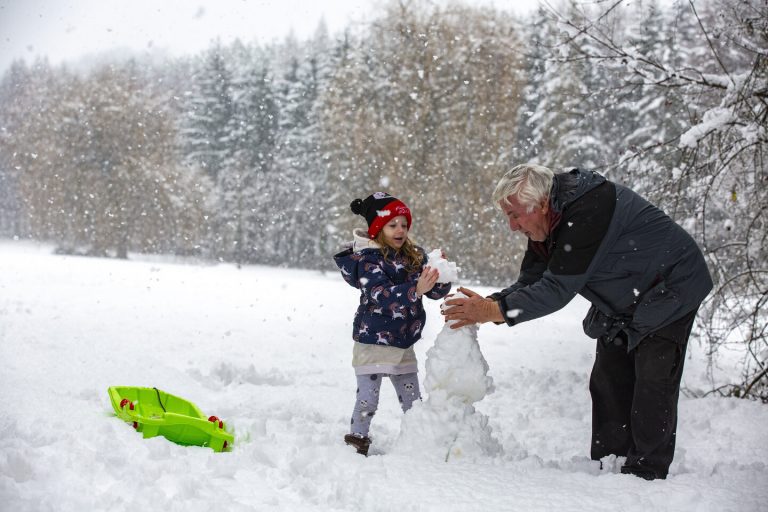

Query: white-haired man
<box><xmin>443</xmin><ymin>164</ymin><xmax>712</xmax><ymax>480</ymax></box>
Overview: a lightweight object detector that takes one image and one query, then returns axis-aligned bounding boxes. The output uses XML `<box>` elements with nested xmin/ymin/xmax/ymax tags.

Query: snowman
<box><xmin>393</xmin><ymin>250</ymin><xmax>502</xmax><ymax>461</ymax></box>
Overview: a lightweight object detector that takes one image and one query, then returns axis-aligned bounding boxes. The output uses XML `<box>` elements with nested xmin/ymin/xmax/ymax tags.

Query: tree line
<box><xmin>0</xmin><ymin>0</ymin><xmax>764</xmax><ymax>399</ymax></box>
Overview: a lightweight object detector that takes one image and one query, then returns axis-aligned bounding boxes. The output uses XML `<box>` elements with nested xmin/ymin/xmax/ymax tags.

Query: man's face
<box><xmin>499</xmin><ymin>195</ymin><xmax>550</xmax><ymax>242</ymax></box>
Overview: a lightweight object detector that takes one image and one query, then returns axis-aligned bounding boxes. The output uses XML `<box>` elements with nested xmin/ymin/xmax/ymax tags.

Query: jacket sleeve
<box><xmin>487</xmin><ymin>244</ymin><xmax>547</xmax><ymax>301</ymax></box>
<box><xmin>498</xmin><ymin>272</ymin><xmax>581</xmax><ymax>325</ymax></box>
<box><xmin>427</xmin><ymin>282</ymin><xmax>452</xmax><ymax>300</ymax></box>
<box><xmin>498</xmin><ymin>181</ymin><xmax>616</xmax><ymax>326</ymax></box>
<box><xmin>357</xmin><ymin>258</ymin><xmax>420</xmax><ymax>314</ymax></box>
<box><xmin>333</xmin><ymin>248</ymin><xmax>360</xmax><ymax>288</ymax></box>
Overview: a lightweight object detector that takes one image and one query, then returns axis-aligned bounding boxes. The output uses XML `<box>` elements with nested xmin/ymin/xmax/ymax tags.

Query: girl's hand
<box><xmin>416</xmin><ymin>267</ymin><xmax>440</xmax><ymax>297</ymax></box>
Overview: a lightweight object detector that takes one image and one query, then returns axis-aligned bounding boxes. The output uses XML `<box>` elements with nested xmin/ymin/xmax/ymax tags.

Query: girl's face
<box><xmin>381</xmin><ymin>215</ymin><xmax>409</xmax><ymax>249</ymax></box>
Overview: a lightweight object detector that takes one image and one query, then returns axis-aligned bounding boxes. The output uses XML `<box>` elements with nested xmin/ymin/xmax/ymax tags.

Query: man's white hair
<box><xmin>492</xmin><ymin>164</ymin><xmax>554</xmax><ymax>212</ymax></box>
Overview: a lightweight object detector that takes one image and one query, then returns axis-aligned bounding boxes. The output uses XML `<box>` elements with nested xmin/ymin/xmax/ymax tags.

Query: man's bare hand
<box><xmin>442</xmin><ymin>286</ymin><xmax>504</xmax><ymax>329</ymax></box>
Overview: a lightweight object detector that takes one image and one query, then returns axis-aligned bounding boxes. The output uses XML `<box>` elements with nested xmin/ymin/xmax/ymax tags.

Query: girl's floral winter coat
<box><xmin>334</xmin><ymin>242</ymin><xmax>451</xmax><ymax>349</ymax></box>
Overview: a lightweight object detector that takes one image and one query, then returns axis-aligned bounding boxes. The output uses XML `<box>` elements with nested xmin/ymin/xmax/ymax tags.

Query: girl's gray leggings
<box><xmin>350</xmin><ymin>372</ymin><xmax>421</xmax><ymax>437</ymax></box>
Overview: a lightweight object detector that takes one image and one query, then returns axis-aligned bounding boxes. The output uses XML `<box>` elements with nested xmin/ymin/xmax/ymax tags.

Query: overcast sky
<box><xmin>0</xmin><ymin>0</ymin><xmax>545</xmax><ymax>74</ymax></box>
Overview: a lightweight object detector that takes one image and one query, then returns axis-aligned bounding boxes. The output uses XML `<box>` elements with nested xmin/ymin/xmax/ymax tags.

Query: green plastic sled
<box><xmin>108</xmin><ymin>386</ymin><xmax>233</xmax><ymax>452</ymax></box>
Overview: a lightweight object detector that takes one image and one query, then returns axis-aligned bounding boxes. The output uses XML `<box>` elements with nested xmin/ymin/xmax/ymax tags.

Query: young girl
<box><xmin>334</xmin><ymin>192</ymin><xmax>451</xmax><ymax>456</ymax></box>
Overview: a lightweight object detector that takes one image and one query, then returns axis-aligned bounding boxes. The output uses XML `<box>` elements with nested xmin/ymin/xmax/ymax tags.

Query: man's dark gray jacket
<box><xmin>491</xmin><ymin>168</ymin><xmax>713</xmax><ymax>351</ymax></box>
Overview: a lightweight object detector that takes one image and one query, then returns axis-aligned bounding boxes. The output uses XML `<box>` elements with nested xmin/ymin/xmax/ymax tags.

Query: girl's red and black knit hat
<box><xmin>350</xmin><ymin>192</ymin><xmax>412</xmax><ymax>239</ymax></box>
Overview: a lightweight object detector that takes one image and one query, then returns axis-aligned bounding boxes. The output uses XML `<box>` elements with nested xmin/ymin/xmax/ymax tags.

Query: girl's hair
<box><xmin>374</xmin><ymin>231</ymin><xmax>423</xmax><ymax>273</ymax></box>
<box><xmin>492</xmin><ymin>164</ymin><xmax>554</xmax><ymax>212</ymax></box>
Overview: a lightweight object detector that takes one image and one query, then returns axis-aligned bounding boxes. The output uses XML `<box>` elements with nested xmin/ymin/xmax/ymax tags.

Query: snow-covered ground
<box><xmin>1</xmin><ymin>240</ymin><xmax>766</xmax><ymax>511</ymax></box>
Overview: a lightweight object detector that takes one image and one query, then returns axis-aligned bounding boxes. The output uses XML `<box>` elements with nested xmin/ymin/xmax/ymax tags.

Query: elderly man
<box><xmin>443</xmin><ymin>164</ymin><xmax>712</xmax><ymax>480</ymax></box>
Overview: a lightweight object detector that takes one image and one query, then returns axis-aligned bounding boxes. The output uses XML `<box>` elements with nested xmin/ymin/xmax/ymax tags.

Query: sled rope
<box><xmin>153</xmin><ymin>387</ymin><xmax>167</xmax><ymax>412</ymax></box>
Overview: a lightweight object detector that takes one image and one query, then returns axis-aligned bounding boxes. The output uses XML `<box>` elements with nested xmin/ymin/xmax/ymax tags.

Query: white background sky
<box><xmin>0</xmin><ymin>0</ymin><xmax>544</xmax><ymax>74</ymax></box>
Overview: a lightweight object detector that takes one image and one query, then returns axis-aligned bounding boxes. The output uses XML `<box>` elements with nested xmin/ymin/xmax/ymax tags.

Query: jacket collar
<box><xmin>353</xmin><ymin>228</ymin><xmax>381</xmax><ymax>252</ymax></box>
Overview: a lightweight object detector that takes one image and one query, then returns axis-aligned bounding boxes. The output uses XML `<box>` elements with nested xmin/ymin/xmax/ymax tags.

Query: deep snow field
<box><xmin>1</xmin><ymin>240</ymin><xmax>766</xmax><ymax>511</ymax></box>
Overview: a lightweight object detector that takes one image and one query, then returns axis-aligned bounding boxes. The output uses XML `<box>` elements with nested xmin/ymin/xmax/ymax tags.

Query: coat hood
<box><xmin>550</xmin><ymin>168</ymin><xmax>606</xmax><ymax>213</ymax></box>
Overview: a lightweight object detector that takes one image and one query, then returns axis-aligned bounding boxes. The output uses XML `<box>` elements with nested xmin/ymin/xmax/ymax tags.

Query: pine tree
<box><xmin>513</xmin><ymin>7</ymin><xmax>557</xmax><ymax>164</ymax></box>
<box><xmin>224</xmin><ymin>41</ymin><xmax>280</xmax><ymax>266</ymax></box>
<box><xmin>527</xmin><ymin>1</ymin><xmax>613</xmax><ymax>170</ymax></box>
<box><xmin>181</xmin><ymin>42</ymin><xmax>238</xmax><ymax>260</ymax></box>
<box><xmin>182</xmin><ymin>43</ymin><xmax>236</xmax><ymax>182</ymax></box>
<box><xmin>272</xmin><ymin>23</ymin><xmax>333</xmax><ymax>268</ymax></box>
<box><xmin>0</xmin><ymin>60</ymin><xmax>33</xmax><ymax>236</ymax></box>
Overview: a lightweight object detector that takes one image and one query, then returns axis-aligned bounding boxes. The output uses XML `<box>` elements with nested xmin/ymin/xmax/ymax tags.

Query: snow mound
<box><xmin>393</xmin><ymin>292</ymin><xmax>500</xmax><ymax>461</ymax></box>
<box><xmin>423</xmin><ymin>316</ymin><xmax>494</xmax><ymax>404</ymax></box>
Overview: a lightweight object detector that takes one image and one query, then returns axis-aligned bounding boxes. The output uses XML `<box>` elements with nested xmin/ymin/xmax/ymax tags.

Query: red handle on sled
<box><xmin>208</xmin><ymin>416</ymin><xmax>224</xmax><ymax>429</ymax></box>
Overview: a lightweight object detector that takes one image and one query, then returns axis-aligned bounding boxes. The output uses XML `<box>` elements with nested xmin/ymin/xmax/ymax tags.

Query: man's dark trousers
<box><xmin>589</xmin><ymin>309</ymin><xmax>698</xmax><ymax>479</ymax></box>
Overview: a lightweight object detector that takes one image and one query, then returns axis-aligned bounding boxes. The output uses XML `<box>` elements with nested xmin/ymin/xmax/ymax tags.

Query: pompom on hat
<box><xmin>350</xmin><ymin>192</ymin><xmax>412</xmax><ymax>239</ymax></box>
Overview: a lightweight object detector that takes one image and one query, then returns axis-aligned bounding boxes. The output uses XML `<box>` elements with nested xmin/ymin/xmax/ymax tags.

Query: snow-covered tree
<box><xmin>513</xmin><ymin>6</ymin><xmax>557</xmax><ymax>164</ymax></box>
<box><xmin>181</xmin><ymin>43</ymin><xmax>236</xmax><ymax>183</ymax></box>
<box><xmin>5</xmin><ymin>60</ymin><xmax>211</xmax><ymax>257</ymax></box>
<box><xmin>322</xmin><ymin>0</ymin><xmax>526</xmax><ymax>282</ymax></box>
<box><xmin>216</xmin><ymin>41</ymin><xmax>280</xmax><ymax>266</ymax></box>
<box><xmin>525</xmin><ymin>0</ymin><xmax>630</xmax><ymax>170</ymax></box>
<box><xmin>266</xmin><ymin>28</ymin><xmax>332</xmax><ymax>267</ymax></box>
<box><xmin>0</xmin><ymin>59</ymin><xmax>33</xmax><ymax>237</ymax></box>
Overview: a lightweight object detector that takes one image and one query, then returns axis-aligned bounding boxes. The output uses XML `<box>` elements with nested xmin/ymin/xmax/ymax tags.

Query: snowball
<box><xmin>426</xmin><ymin>249</ymin><xmax>460</xmax><ymax>283</ymax></box>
